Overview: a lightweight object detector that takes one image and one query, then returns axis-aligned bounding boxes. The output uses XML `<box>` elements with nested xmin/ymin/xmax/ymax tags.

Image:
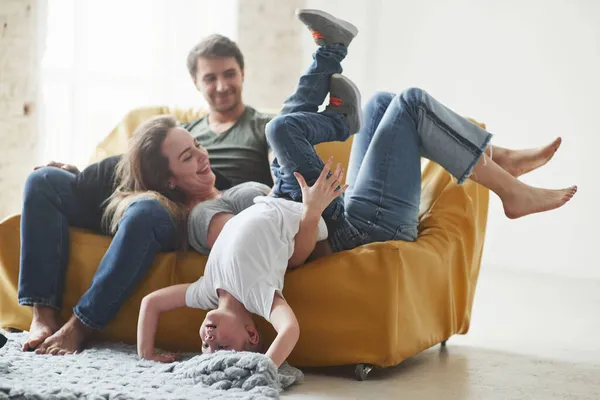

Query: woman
<box><xmin>18</xmin><ymin>119</ymin><xmax>232</xmax><ymax>356</ymax></box>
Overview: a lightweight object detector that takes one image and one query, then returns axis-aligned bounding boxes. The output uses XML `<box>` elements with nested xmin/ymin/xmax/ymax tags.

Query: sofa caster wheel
<box><xmin>355</xmin><ymin>363</ymin><xmax>373</xmax><ymax>381</ymax></box>
<box><xmin>441</xmin><ymin>340</ymin><xmax>448</xmax><ymax>346</ymax></box>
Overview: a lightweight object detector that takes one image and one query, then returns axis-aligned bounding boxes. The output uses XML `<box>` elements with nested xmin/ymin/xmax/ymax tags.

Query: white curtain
<box><xmin>39</xmin><ymin>0</ymin><xmax>238</xmax><ymax>168</ymax></box>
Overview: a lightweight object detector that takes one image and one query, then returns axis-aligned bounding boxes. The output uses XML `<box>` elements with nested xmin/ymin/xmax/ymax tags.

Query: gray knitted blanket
<box><xmin>0</xmin><ymin>331</ymin><xmax>303</xmax><ymax>400</ymax></box>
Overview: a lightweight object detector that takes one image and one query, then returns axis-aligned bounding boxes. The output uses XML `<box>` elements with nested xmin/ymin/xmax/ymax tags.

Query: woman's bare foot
<box><xmin>35</xmin><ymin>314</ymin><xmax>93</xmax><ymax>355</ymax></box>
<box><xmin>22</xmin><ymin>305</ymin><xmax>62</xmax><ymax>352</ymax></box>
<box><xmin>502</xmin><ymin>183</ymin><xmax>577</xmax><ymax>219</ymax></box>
<box><xmin>492</xmin><ymin>137</ymin><xmax>562</xmax><ymax>178</ymax></box>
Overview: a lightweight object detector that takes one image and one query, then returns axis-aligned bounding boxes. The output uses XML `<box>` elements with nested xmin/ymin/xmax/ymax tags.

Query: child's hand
<box><xmin>145</xmin><ymin>352</ymin><xmax>181</xmax><ymax>363</ymax></box>
<box><xmin>294</xmin><ymin>157</ymin><xmax>348</xmax><ymax>216</ymax></box>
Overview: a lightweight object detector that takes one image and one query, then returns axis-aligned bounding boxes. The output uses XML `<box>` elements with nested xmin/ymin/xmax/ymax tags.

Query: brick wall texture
<box><xmin>237</xmin><ymin>0</ymin><xmax>305</xmax><ymax>111</ymax></box>
<box><xmin>0</xmin><ymin>0</ymin><xmax>40</xmax><ymax>219</ymax></box>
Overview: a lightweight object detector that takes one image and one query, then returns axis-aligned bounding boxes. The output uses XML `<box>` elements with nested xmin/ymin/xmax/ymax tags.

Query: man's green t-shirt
<box><xmin>182</xmin><ymin>106</ymin><xmax>275</xmax><ymax>187</ymax></box>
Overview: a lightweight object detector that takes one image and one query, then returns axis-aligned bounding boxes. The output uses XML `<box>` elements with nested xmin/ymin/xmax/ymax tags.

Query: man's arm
<box><xmin>137</xmin><ymin>284</ymin><xmax>190</xmax><ymax>362</ymax></box>
<box><xmin>265</xmin><ymin>293</ymin><xmax>300</xmax><ymax>368</ymax></box>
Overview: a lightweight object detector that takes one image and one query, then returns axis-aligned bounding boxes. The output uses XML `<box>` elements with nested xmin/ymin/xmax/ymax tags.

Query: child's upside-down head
<box><xmin>200</xmin><ymin>308</ymin><xmax>263</xmax><ymax>354</ymax></box>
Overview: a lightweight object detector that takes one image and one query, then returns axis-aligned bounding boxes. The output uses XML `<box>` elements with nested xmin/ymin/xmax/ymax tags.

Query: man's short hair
<box><xmin>187</xmin><ymin>34</ymin><xmax>245</xmax><ymax>78</ymax></box>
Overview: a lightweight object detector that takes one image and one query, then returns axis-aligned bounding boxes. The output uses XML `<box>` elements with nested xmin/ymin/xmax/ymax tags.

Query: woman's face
<box><xmin>161</xmin><ymin>127</ymin><xmax>215</xmax><ymax>197</ymax></box>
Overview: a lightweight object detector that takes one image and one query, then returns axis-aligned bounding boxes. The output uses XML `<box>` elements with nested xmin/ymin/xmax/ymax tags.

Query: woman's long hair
<box><xmin>102</xmin><ymin>115</ymin><xmax>189</xmax><ymax>247</ymax></box>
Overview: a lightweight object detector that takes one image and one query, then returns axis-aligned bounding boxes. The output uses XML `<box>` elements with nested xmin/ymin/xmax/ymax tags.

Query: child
<box><xmin>136</xmin><ymin>9</ymin><xmax>362</xmax><ymax>367</ymax></box>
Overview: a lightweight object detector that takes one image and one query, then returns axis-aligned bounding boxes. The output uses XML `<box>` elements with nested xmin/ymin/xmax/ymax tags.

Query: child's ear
<box><xmin>246</xmin><ymin>325</ymin><xmax>260</xmax><ymax>345</ymax></box>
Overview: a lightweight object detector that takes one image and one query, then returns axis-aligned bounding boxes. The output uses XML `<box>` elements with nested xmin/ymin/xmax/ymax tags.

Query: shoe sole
<box><xmin>296</xmin><ymin>9</ymin><xmax>359</xmax><ymax>38</ymax></box>
<box><xmin>331</xmin><ymin>73</ymin><xmax>363</xmax><ymax>134</ymax></box>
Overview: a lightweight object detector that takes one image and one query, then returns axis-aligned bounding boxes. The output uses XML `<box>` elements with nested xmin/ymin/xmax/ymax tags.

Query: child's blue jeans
<box><xmin>267</xmin><ymin>45</ymin><xmax>492</xmax><ymax>252</ymax></box>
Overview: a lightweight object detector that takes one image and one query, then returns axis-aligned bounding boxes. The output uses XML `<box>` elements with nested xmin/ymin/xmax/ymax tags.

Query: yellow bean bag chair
<box><xmin>0</xmin><ymin>106</ymin><xmax>489</xmax><ymax>379</ymax></box>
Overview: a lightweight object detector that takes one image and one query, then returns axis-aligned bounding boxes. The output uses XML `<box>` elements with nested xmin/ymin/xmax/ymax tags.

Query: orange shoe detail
<box><xmin>311</xmin><ymin>30</ymin><xmax>325</xmax><ymax>41</ymax></box>
<box><xmin>329</xmin><ymin>96</ymin><xmax>342</xmax><ymax>107</ymax></box>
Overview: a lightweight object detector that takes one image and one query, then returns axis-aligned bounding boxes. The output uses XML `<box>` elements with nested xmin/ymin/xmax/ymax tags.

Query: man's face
<box><xmin>194</xmin><ymin>56</ymin><xmax>244</xmax><ymax>113</ymax></box>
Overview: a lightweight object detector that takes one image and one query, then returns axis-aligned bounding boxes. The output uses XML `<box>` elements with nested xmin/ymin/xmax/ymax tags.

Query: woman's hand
<box><xmin>34</xmin><ymin>161</ymin><xmax>80</xmax><ymax>174</ymax></box>
<box><xmin>294</xmin><ymin>157</ymin><xmax>348</xmax><ymax>217</ymax></box>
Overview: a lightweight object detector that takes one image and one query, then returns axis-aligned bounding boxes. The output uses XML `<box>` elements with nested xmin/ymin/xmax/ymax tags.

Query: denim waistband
<box><xmin>327</xmin><ymin>217</ymin><xmax>363</xmax><ymax>253</ymax></box>
<box><xmin>272</xmin><ymin>190</ymin><xmax>361</xmax><ymax>253</ymax></box>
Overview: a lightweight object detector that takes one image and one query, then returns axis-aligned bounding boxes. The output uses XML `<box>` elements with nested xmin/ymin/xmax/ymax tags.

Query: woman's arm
<box><xmin>137</xmin><ymin>284</ymin><xmax>190</xmax><ymax>362</ymax></box>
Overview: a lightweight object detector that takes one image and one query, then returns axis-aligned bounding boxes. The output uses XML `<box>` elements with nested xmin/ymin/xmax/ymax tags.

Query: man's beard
<box><xmin>212</xmin><ymin>92</ymin><xmax>240</xmax><ymax>113</ymax></box>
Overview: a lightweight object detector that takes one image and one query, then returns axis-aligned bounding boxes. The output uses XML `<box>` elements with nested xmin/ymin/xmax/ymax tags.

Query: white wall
<box><xmin>39</xmin><ymin>0</ymin><xmax>239</xmax><ymax>169</ymax></box>
<box><xmin>306</xmin><ymin>0</ymin><xmax>599</xmax><ymax>279</ymax></box>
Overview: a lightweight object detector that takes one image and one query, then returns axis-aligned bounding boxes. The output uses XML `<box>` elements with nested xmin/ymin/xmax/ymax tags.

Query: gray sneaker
<box><xmin>326</xmin><ymin>74</ymin><xmax>362</xmax><ymax>135</ymax></box>
<box><xmin>296</xmin><ymin>9</ymin><xmax>358</xmax><ymax>47</ymax></box>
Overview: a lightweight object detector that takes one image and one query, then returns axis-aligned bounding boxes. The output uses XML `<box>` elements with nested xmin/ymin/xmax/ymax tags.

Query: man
<box><xmin>47</xmin><ymin>34</ymin><xmax>275</xmax><ymax>188</ymax></box>
<box><xmin>183</xmin><ymin>34</ymin><xmax>275</xmax><ymax>187</ymax></box>
<box><xmin>18</xmin><ymin>34</ymin><xmax>274</xmax><ymax>356</ymax></box>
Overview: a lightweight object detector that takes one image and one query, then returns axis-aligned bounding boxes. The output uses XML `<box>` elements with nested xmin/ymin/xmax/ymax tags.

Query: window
<box><xmin>40</xmin><ymin>0</ymin><xmax>238</xmax><ymax>166</ymax></box>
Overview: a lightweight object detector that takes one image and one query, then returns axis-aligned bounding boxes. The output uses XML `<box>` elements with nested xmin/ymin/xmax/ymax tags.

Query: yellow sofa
<box><xmin>0</xmin><ymin>107</ymin><xmax>489</xmax><ymax>379</ymax></box>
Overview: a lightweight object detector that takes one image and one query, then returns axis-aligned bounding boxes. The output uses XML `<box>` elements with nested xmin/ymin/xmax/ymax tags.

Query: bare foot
<box><xmin>503</xmin><ymin>183</ymin><xmax>577</xmax><ymax>219</ymax></box>
<box><xmin>493</xmin><ymin>137</ymin><xmax>562</xmax><ymax>178</ymax></box>
<box><xmin>22</xmin><ymin>305</ymin><xmax>62</xmax><ymax>352</ymax></box>
<box><xmin>35</xmin><ymin>314</ymin><xmax>93</xmax><ymax>355</ymax></box>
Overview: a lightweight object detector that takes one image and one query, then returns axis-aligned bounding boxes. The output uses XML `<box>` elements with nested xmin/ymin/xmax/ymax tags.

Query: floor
<box><xmin>283</xmin><ymin>267</ymin><xmax>600</xmax><ymax>399</ymax></box>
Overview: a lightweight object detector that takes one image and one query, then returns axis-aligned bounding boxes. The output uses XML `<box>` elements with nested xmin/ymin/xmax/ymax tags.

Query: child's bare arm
<box><xmin>289</xmin><ymin>157</ymin><xmax>347</xmax><ymax>268</ymax></box>
<box><xmin>137</xmin><ymin>284</ymin><xmax>190</xmax><ymax>362</ymax></box>
<box><xmin>288</xmin><ymin>208</ymin><xmax>321</xmax><ymax>268</ymax></box>
<box><xmin>265</xmin><ymin>293</ymin><xmax>300</xmax><ymax>368</ymax></box>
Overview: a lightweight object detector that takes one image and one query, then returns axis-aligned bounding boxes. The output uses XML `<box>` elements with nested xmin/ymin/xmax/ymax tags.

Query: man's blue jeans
<box><xmin>18</xmin><ymin>167</ymin><xmax>178</xmax><ymax>329</ymax></box>
<box><xmin>267</xmin><ymin>45</ymin><xmax>492</xmax><ymax>252</ymax></box>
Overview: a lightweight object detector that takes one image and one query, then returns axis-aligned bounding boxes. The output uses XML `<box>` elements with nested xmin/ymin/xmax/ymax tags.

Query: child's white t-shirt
<box><xmin>185</xmin><ymin>196</ymin><xmax>328</xmax><ymax>322</ymax></box>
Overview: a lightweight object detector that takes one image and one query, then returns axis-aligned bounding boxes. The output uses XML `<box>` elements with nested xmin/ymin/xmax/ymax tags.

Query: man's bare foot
<box><xmin>35</xmin><ymin>314</ymin><xmax>93</xmax><ymax>355</ymax></box>
<box><xmin>492</xmin><ymin>137</ymin><xmax>562</xmax><ymax>178</ymax></box>
<box><xmin>503</xmin><ymin>183</ymin><xmax>577</xmax><ymax>219</ymax></box>
<box><xmin>22</xmin><ymin>305</ymin><xmax>62</xmax><ymax>352</ymax></box>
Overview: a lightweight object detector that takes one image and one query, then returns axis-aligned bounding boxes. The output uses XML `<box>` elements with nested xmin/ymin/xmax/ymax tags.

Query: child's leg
<box><xmin>279</xmin><ymin>9</ymin><xmax>357</xmax><ymax>115</ymax></box>
<box><xmin>267</xmin><ymin>75</ymin><xmax>361</xmax><ymax>203</ymax></box>
<box><xmin>266</xmin><ymin>112</ymin><xmax>348</xmax><ymax>203</ymax></box>
<box><xmin>269</xmin><ymin>9</ymin><xmax>360</xmax><ymax>198</ymax></box>
<box><xmin>279</xmin><ymin>45</ymin><xmax>346</xmax><ymax>115</ymax></box>
<box><xmin>266</xmin><ymin>75</ymin><xmax>362</xmax><ymax>242</ymax></box>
